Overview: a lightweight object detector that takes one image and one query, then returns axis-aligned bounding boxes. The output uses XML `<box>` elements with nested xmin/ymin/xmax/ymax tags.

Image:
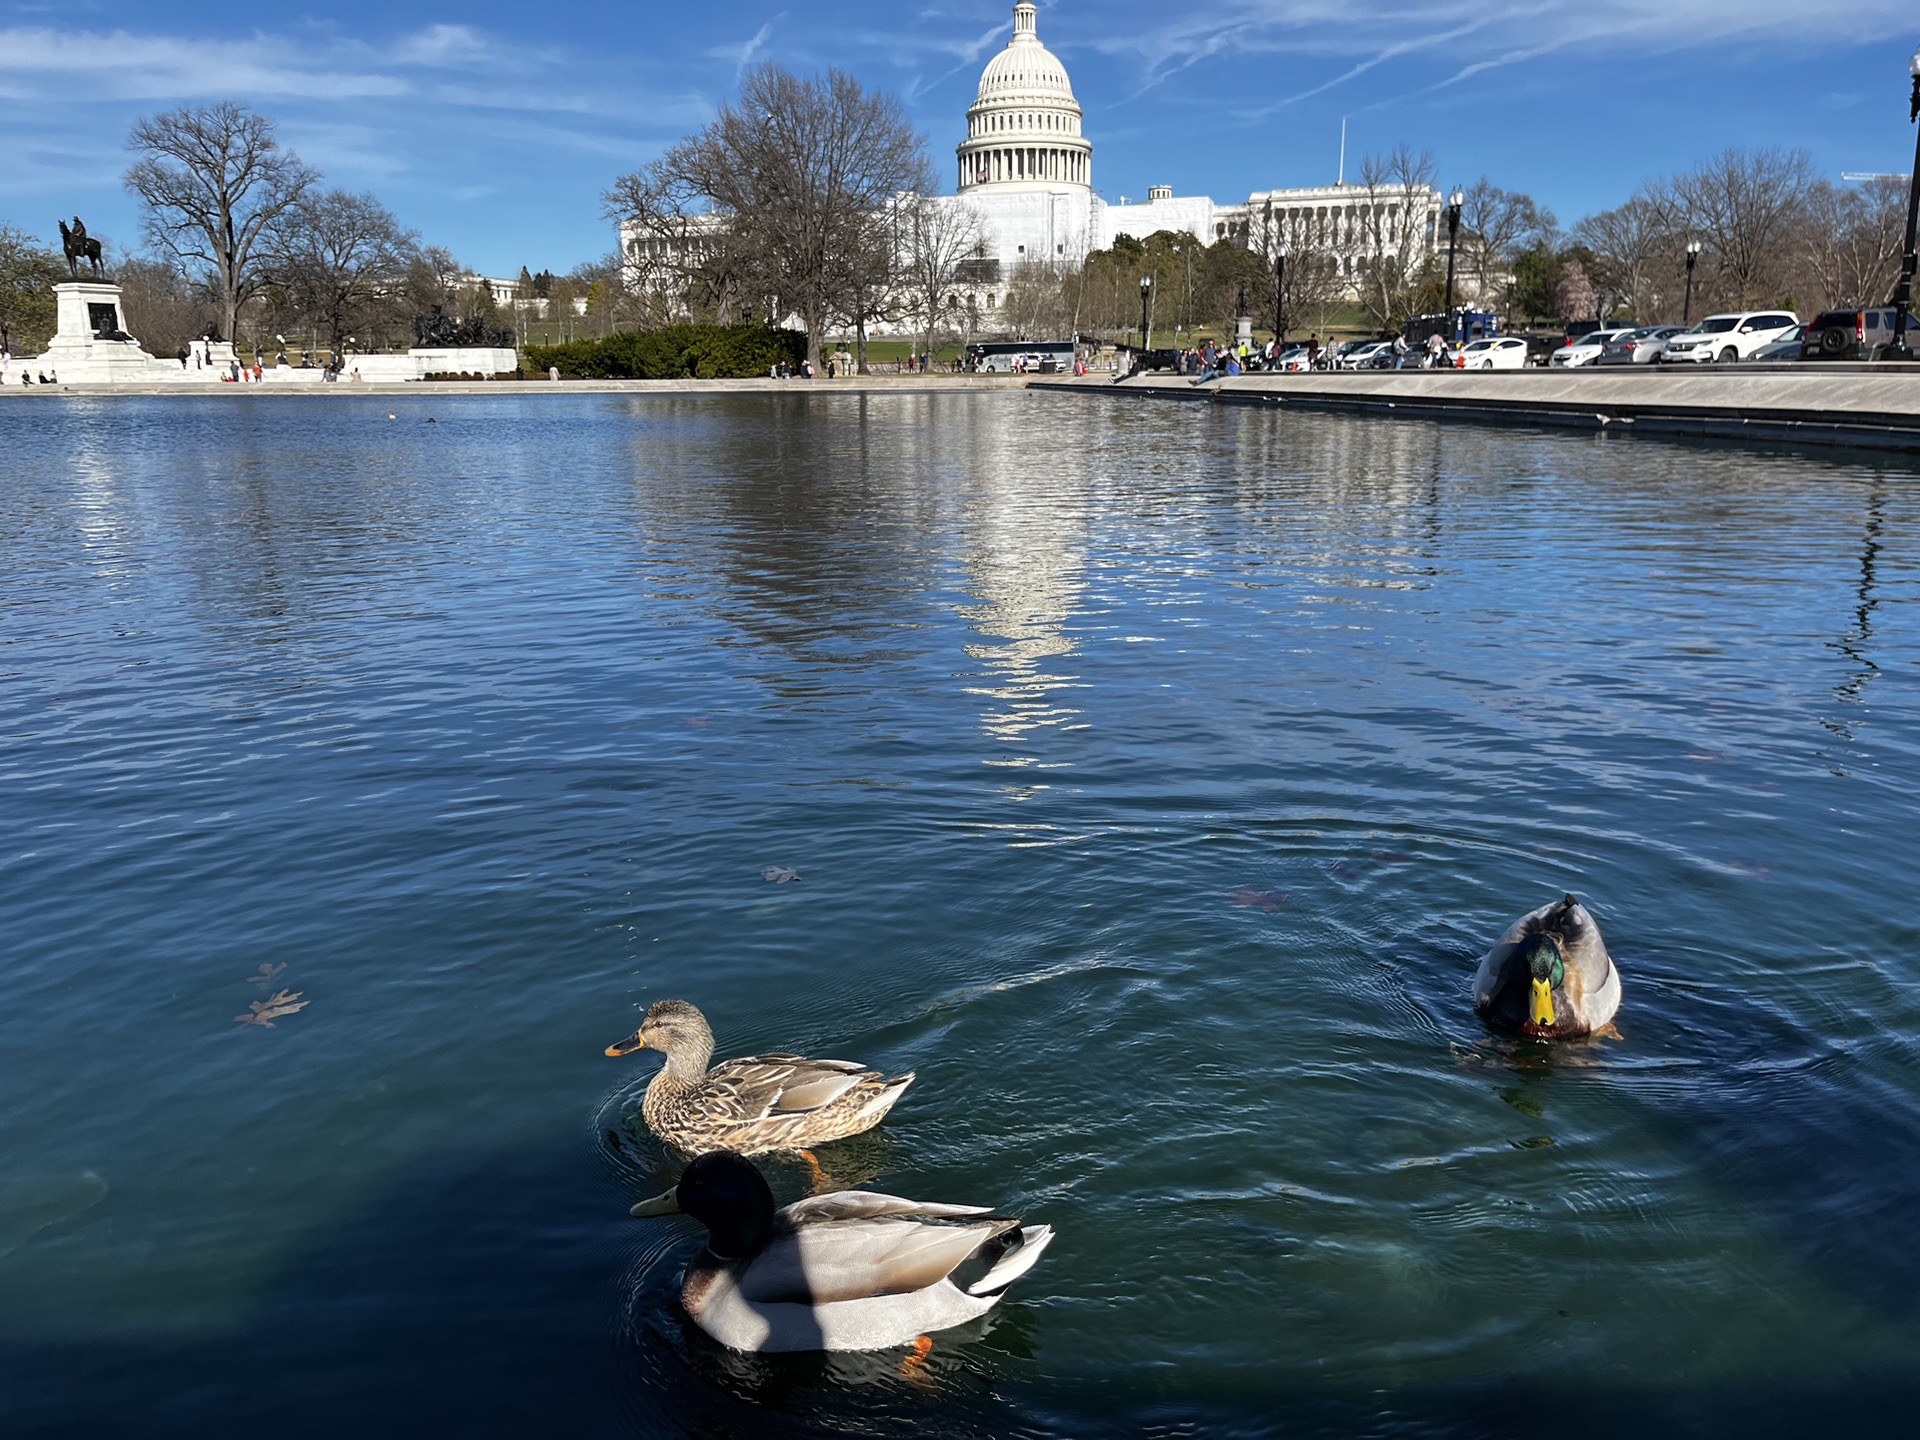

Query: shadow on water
<box><xmin>5</xmin><ymin>1131</ymin><xmax>1911</xmax><ymax>1440</ymax></box>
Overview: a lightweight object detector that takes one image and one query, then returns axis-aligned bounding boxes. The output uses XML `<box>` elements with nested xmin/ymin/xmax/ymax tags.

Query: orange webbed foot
<box><xmin>899</xmin><ymin>1334</ymin><xmax>934</xmax><ymax>1380</ymax></box>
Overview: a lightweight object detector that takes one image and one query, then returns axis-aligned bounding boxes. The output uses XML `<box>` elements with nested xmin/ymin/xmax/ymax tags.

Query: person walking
<box><xmin>1392</xmin><ymin>333</ymin><xmax>1409</xmax><ymax>370</ymax></box>
<box><xmin>1425</xmin><ymin>330</ymin><xmax>1445</xmax><ymax>369</ymax></box>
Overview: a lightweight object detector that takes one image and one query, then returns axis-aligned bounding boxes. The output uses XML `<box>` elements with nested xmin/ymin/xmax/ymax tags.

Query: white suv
<box><xmin>1661</xmin><ymin>311</ymin><xmax>1799</xmax><ymax>365</ymax></box>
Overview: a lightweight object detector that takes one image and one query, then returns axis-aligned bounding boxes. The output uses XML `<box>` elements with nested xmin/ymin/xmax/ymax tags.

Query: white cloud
<box><xmin>0</xmin><ymin>27</ymin><xmax>409</xmax><ymax>101</ymax></box>
<box><xmin>1088</xmin><ymin>0</ymin><xmax>1918</xmax><ymax>95</ymax></box>
<box><xmin>708</xmin><ymin>16</ymin><xmax>784</xmax><ymax>81</ymax></box>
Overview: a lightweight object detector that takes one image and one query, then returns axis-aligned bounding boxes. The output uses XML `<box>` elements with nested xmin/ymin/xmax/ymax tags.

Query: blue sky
<box><xmin>2</xmin><ymin>0</ymin><xmax>1915</xmax><ymax>277</ymax></box>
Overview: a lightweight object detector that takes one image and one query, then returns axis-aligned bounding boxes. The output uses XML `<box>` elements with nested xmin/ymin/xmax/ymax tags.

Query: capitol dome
<box><xmin>956</xmin><ymin>2</ymin><xmax>1091</xmax><ymax>194</ymax></box>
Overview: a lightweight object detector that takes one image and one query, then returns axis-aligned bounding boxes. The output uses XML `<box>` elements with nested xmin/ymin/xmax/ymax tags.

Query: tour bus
<box><xmin>964</xmin><ymin>340</ymin><xmax>1077</xmax><ymax>374</ymax></box>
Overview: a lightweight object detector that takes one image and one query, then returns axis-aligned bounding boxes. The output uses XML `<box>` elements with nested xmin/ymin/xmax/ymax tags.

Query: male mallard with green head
<box><xmin>605</xmin><ymin>1000</ymin><xmax>913</xmax><ymax>1154</ymax></box>
<box><xmin>1473</xmin><ymin>894</ymin><xmax>1621</xmax><ymax>1039</ymax></box>
<box><xmin>631</xmin><ymin>1151</ymin><xmax>1054</xmax><ymax>1353</ymax></box>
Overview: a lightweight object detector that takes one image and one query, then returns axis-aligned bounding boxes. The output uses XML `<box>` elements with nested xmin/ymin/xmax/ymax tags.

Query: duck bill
<box><xmin>604</xmin><ymin>1030</ymin><xmax>648</xmax><ymax>1058</ymax></box>
<box><xmin>630</xmin><ymin>1189</ymin><xmax>680</xmax><ymax>1218</ymax></box>
<box><xmin>1529</xmin><ymin>978</ymin><xmax>1557</xmax><ymax>1028</ymax></box>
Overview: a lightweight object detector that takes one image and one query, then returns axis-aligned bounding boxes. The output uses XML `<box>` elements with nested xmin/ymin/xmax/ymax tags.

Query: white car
<box><xmin>1271</xmin><ymin>346</ymin><xmax>1311</xmax><ymax>372</ymax></box>
<box><xmin>1550</xmin><ymin>329</ymin><xmax>1635</xmax><ymax>368</ymax></box>
<box><xmin>1339</xmin><ymin>340</ymin><xmax>1391</xmax><ymax>370</ymax></box>
<box><xmin>1661</xmin><ymin>311</ymin><xmax>1800</xmax><ymax>365</ymax></box>
<box><xmin>1458</xmin><ymin>336</ymin><xmax>1531</xmax><ymax>370</ymax></box>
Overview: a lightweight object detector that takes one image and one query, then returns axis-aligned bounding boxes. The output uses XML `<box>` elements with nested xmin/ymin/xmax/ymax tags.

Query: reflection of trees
<box><xmin>619</xmin><ymin>393</ymin><xmax>949</xmax><ymax>687</ymax></box>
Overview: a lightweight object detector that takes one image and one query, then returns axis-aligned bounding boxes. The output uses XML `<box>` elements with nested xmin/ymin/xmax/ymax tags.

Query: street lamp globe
<box><xmin>1909</xmin><ymin>41</ymin><xmax>1920</xmax><ymax>75</ymax></box>
<box><xmin>1450</xmin><ymin>186</ymin><xmax>1465</xmax><ymax>210</ymax></box>
<box><xmin>1687</xmin><ymin>239</ymin><xmax>1703</xmax><ymax>256</ymax></box>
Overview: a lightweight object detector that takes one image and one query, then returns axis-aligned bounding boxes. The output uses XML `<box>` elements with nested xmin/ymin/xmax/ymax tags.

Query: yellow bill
<box><xmin>1529</xmin><ymin>977</ymin><xmax>1556</xmax><ymax>1028</ymax></box>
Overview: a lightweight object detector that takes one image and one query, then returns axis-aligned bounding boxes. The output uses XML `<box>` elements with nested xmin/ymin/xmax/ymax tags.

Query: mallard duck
<box><xmin>1473</xmin><ymin>893</ymin><xmax>1622</xmax><ymax>1039</ymax></box>
<box><xmin>631</xmin><ymin>1151</ymin><xmax>1054</xmax><ymax>1353</ymax></box>
<box><xmin>605</xmin><ymin>1000</ymin><xmax>913</xmax><ymax>1155</ymax></box>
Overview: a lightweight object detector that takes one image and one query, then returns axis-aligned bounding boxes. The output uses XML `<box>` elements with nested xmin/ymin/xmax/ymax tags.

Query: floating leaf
<box><xmin>1228</xmin><ymin>886</ymin><xmax>1285</xmax><ymax>912</ymax></box>
<box><xmin>762</xmin><ymin>866</ymin><xmax>801</xmax><ymax>884</ymax></box>
<box><xmin>235</xmin><ymin>989</ymin><xmax>309</xmax><ymax>1028</ymax></box>
<box><xmin>1369</xmin><ymin>851</ymin><xmax>1414</xmax><ymax>865</ymax></box>
<box><xmin>249</xmin><ymin>962</ymin><xmax>288</xmax><ymax>988</ymax></box>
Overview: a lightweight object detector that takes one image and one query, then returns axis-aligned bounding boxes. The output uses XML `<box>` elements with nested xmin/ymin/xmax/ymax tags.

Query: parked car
<box><xmin>1519</xmin><ymin>334</ymin><xmax>1563</xmax><ymax>367</ymax></box>
<box><xmin>1597</xmin><ymin>325</ymin><xmax>1685</xmax><ymax>365</ymax></box>
<box><xmin>1746</xmin><ymin>325</ymin><xmax>1806</xmax><ymax>362</ymax></box>
<box><xmin>1340</xmin><ymin>340</ymin><xmax>1392</xmax><ymax>370</ymax></box>
<box><xmin>1661</xmin><ymin>311</ymin><xmax>1800</xmax><ymax>364</ymax></box>
<box><xmin>1801</xmin><ymin>306</ymin><xmax>1902</xmax><ymax>361</ymax></box>
<box><xmin>1550</xmin><ymin>329</ymin><xmax>1636</xmax><ymax>367</ymax></box>
<box><xmin>1271</xmin><ymin>346</ymin><xmax>1312</xmax><ymax>373</ymax></box>
<box><xmin>1458</xmin><ymin>336</ymin><xmax>1531</xmax><ymax>370</ymax></box>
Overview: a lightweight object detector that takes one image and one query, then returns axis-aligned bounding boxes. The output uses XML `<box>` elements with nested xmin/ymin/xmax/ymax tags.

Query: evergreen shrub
<box><xmin>523</xmin><ymin>326</ymin><xmax>807</xmax><ymax>380</ymax></box>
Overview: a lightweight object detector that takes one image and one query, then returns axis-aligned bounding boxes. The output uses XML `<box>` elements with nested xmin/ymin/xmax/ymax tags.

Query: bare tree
<box><xmin>1574</xmin><ymin>192</ymin><xmax>1680</xmax><ymax>321</ymax></box>
<box><xmin>117</xmin><ymin>256</ymin><xmax>213</xmax><ymax>354</ymax></box>
<box><xmin>1353</xmin><ymin>146</ymin><xmax>1440</xmax><ymax>331</ymax></box>
<box><xmin>1661</xmin><ymin>147</ymin><xmax>1814</xmax><ymax>309</ymax></box>
<box><xmin>124</xmin><ymin>103</ymin><xmax>319</xmax><ymax>344</ymax></box>
<box><xmin>900</xmin><ymin>196</ymin><xmax>985</xmax><ymax>361</ymax></box>
<box><xmin>1265</xmin><ymin>244</ymin><xmax>1344</xmax><ymax>340</ymax></box>
<box><xmin>1798</xmin><ymin>176</ymin><xmax>1908</xmax><ymax>310</ymax></box>
<box><xmin>273</xmin><ymin>189</ymin><xmax>416</xmax><ymax>350</ymax></box>
<box><xmin>605</xmin><ymin>63</ymin><xmax>929</xmax><ymax>369</ymax></box>
<box><xmin>1460</xmin><ymin>179</ymin><xmax>1554</xmax><ymax>319</ymax></box>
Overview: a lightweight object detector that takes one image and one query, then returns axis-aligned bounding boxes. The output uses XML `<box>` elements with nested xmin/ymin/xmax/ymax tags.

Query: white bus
<box><xmin>964</xmin><ymin>340</ymin><xmax>1076</xmax><ymax>374</ymax></box>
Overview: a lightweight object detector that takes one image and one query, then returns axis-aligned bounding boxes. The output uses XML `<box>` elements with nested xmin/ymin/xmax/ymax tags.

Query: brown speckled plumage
<box><xmin>607</xmin><ymin>999</ymin><xmax>913</xmax><ymax>1155</ymax></box>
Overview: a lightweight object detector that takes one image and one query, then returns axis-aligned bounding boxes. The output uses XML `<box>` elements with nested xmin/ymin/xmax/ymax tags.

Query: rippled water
<box><xmin>3</xmin><ymin>392</ymin><xmax>1919</xmax><ymax>1437</ymax></box>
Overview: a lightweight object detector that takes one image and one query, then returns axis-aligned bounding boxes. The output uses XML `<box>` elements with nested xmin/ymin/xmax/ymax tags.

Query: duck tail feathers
<box><xmin>966</xmin><ymin>1223</ymin><xmax>1054</xmax><ymax>1297</ymax></box>
<box><xmin>860</xmin><ymin>1071</ymin><xmax>914</xmax><ymax>1120</ymax></box>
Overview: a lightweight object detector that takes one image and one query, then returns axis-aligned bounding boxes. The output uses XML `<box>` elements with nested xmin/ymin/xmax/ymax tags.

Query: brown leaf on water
<box><xmin>1369</xmin><ymin>850</ymin><xmax>1414</xmax><ymax>865</ymax></box>
<box><xmin>249</xmin><ymin>962</ymin><xmax>288</xmax><ymax>988</ymax></box>
<box><xmin>1228</xmin><ymin>886</ymin><xmax>1285</xmax><ymax>912</ymax></box>
<box><xmin>235</xmin><ymin>989</ymin><xmax>309</xmax><ymax>1028</ymax></box>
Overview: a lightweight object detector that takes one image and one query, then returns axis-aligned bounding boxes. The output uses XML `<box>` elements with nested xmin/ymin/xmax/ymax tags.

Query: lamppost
<box><xmin>1442</xmin><ymin>186</ymin><xmax>1465</xmax><ymax>341</ymax></box>
<box><xmin>1139</xmin><ymin>275</ymin><xmax>1152</xmax><ymax>353</ymax></box>
<box><xmin>1682</xmin><ymin>239</ymin><xmax>1703</xmax><ymax>325</ymax></box>
<box><xmin>1886</xmin><ymin>42</ymin><xmax>1920</xmax><ymax>361</ymax></box>
<box><xmin>1274</xmin><ymin>242</ymin><xmax>1289</xmax><ymax>344</ymax></box>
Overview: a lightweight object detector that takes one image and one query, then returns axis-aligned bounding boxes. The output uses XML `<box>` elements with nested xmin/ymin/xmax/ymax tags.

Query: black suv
<box><xmin>1802</xmin><ymin>306</ymin><xmax>1903</xmax><ymax>361</ymax></box>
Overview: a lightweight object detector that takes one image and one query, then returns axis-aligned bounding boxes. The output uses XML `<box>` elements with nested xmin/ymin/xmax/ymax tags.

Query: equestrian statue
<box><xmin>59</xmin><ymin>217</ymin><xmax>105</xmax><ymax>279</ymax></box>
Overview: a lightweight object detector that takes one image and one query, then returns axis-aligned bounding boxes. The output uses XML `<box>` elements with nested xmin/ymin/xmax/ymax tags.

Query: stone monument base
<box><xmin>29</xmin><ymin>282</ymin><xmax>171</xmax><ymax>384</ymax></box>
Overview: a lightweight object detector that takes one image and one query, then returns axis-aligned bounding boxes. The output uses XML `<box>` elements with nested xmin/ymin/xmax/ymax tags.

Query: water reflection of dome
<box><xmin>953</xmin><ymin>416</ymin><xmax>1087</xmax><ymax>758</ymax></box>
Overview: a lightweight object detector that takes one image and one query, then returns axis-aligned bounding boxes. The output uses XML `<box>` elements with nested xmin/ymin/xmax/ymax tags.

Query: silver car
<box><xmin>1596</xmin><ymin>325</ymin><xmax>1684</xmax><ymax>365</ymax></box>
<box><xmin>1549</xmin><ymin>329</ymin><xmax>1635</xmax><ymax>367</ymax></box>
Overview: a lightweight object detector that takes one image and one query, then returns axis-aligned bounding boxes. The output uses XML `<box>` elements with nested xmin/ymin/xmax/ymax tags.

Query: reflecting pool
<box><xmin>3</xmin><ymin>392</ymin><xmax>1918</xmax><ymax>1436</ymax></box>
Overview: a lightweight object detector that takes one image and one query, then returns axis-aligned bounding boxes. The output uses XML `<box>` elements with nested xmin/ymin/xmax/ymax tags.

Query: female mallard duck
<box><xmin>605</xmin><ymin>1000</ymin><xmax>913</xmax><ymax>1155</ymax></box>
<box><xmin>631</xmin><ymin>1151</ymin><xmax>1054</xmax><ymax>1353</ymax></box>
<box><xmin>1473</xmin><ymin>893</ymin><xmax>1621</xmax><ymax>1039</ymax></box>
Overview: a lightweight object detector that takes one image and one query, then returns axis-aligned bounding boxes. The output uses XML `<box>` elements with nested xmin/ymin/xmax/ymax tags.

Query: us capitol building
<box><xmin>624</xmin><ymin>2</ymin><xmax>1443</xmax><ymax>329</ymax></box>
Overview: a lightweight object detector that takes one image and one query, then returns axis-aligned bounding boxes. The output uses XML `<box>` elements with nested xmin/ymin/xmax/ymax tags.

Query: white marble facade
<box><xmin>617</xmin><ymin>2</ymin><xmax>1443</xmax><ymax>332</ymax></box>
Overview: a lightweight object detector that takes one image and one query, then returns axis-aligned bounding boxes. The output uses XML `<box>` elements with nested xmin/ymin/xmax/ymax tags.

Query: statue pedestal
<box><xmin>31</xmin><ymin>282</ymin><xmax>169</xmax><ymax>383</ymax></box>
<box><xmin>1235</xmin><ymin>314</ymin><xmax>1254</xmax><ymax>354</ymax></box>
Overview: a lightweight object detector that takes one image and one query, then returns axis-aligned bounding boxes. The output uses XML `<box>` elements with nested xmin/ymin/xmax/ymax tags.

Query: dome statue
<box><xmin>956</xmin><ymin>2</ymin><xmax>1092</xmax><ymax>194</ymax></box>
